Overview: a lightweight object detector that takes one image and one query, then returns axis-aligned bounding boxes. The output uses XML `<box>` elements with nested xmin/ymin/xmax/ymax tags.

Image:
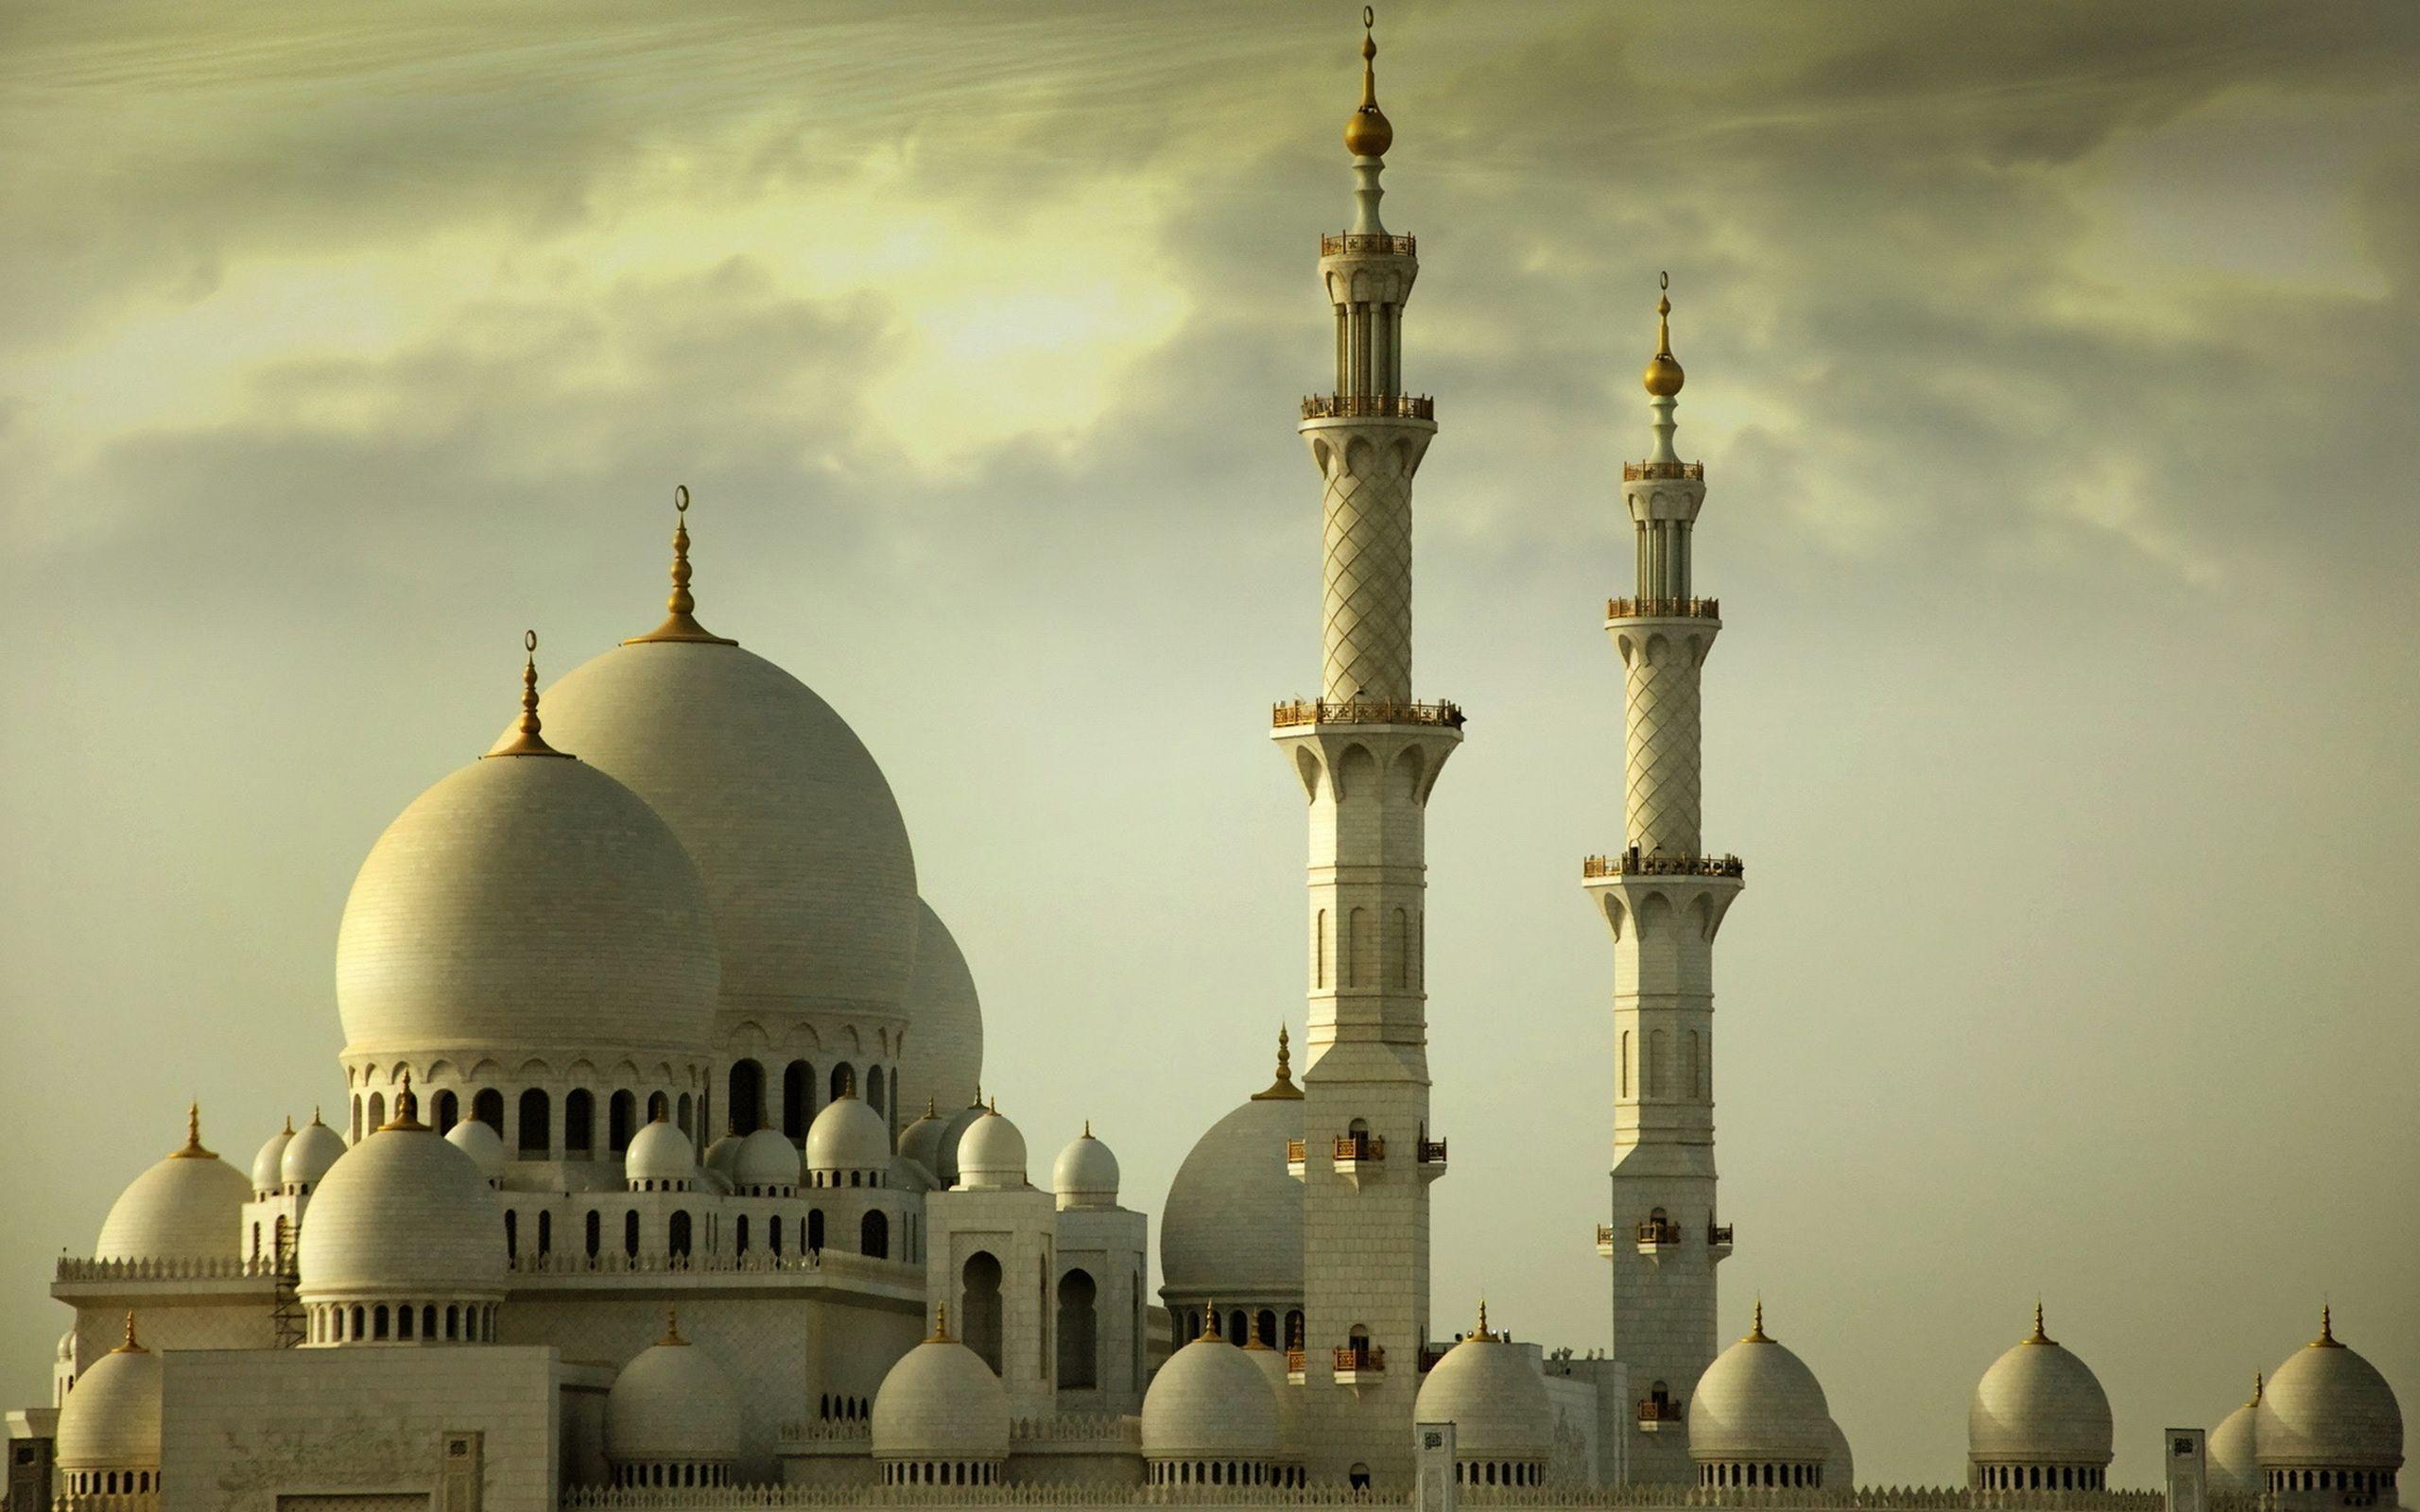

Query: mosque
<box><xmin>5</xmin><ymin>18</ymin><xmax>2403</xmax><ymax>1512</ymax></box>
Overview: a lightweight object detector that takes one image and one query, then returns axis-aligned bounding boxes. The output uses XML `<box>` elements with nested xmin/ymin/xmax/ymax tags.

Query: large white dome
<box><xmin>1968</xmin><ymin>1309</ymin><xmax>2114</xmax><ymax>1470</ymax></box>
<box><xmin>336</xmin><ymin>742</ymin><xmax>719</xmax><ymax>1064</ymax></box>
<box><xmin>897</xmin><ymin>900</ymin><xmax>983</xmax><ymax>1118</ymax></box>
<box><xmin>1413</xmin><ymin>1314</ymin><xmax>1552</xmax><ymax>1467</ymax></box>
<box><xmin>1141</xmin><ymin>1326</ymin><xmax>1282</xmax><ymax>1466</ymax></box>
<box><xmin>872</xmin><ymin>1323</ymin><xmax>1011</xmax><ymax>1465</ymax></box>
<box><xmin>1690</xmin><ymin>1307</ymin><xmax>1834</xmax><ymax>1466</ymax></box>
<box><xmin>534</xmin><ymin>636</ymin><xmax>918</xmax><ymax>1028</ymax></box>
<box><xmin>298</xmin><ymin>1102</ymin><xmax>505</xmax><ymax>1304</ymax></box>
<box><xmin>55</xmin><ymin>1322</ymin><xmax>161</xmax><ymax>1472</ymax></box>
<box><xmin>2257</xmin><ymin>1311</ymin><xmax>2404</xmax><ymax>1473</ymax></box>
<box><xmin>606</xmin><ymin>1318</ymin><xmax>743</xmax><ymax>1468</ymax></box>
<box><xmin>95</xmin><ymin>1108</ymin><xmax>249</xmax><ymax>1263</ymax></box>
<box><xmin>1161</xmin><ymin>1043</ymin><xmax>1303</xmax><ymax>1303</ymax></box>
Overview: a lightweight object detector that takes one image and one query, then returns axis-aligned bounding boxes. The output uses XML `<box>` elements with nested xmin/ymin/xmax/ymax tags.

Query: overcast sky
<box><xmin>4</xmin><ymin>0</ymin><xmax>2415</xmax><ymax>1486</ymax></box>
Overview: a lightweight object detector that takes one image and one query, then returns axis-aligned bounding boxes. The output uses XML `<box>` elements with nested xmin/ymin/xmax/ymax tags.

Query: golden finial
<box><xmin>1342</xmin><ymin>8</ymin><xmax>1393</xmax><ymax>158</ymax></box>
<box><xmin>114</xmin><ymin>1312</ymin><xmax>145</xmax><ymax>1353</ymax></box>
<box><xmin>282</xmin><ymin>1113</ymin><xmax>294</xmax><ymax>1136</ymax></box>
<box><xmin>1200</xmin><ymin>1304</ymin><xmax>1222</xmax><ymax>1342</ymax></box>
<box><xmin>1745</xmin><ymin>1297</ymin><xmax>1770</xmax><ymax>1343</ymax></box>
<box><xmin>1253</xmin><ymin>1024</ymin><xmax>1304</xmax><ymax>1101</ymax></box>
<box><xmin>1083</xmin><ymin>1119</ymin><xmax>1093</xmax><ymax>1139</ymax></box>
<box><xmin>661</xmin><ymin>1307</ymin><xmax>687</xmax><ymax>1346</ymax></box>
<box><xmin>170</xmin><ymin>1101</ymin><xmax>215</xmax><ymax>1160</ymax></box>
<box><xmin>486</xmin><ymin>631</ymin><xmax>572</xmax><ymax>759</ymax></box>
<box><xmin>379</xmin><ymin>1072</ymin><xmax>426</xmax><ymax>1131</ymax></box>
<box><xmin>311</xmin><ymin>1105</ymin><xmax>323</xmax><ymax>1126</ymax></box>
<box><xmin>2249</xmin><ymin>1372</ymin><xmax>2264</xmax><ymax>1407</ymax></box>
<box><xmin>1643</xmin><ymin>271</ymin><xmax>1685</xmax><ymax>398</ymax></box>
<box><xmin>1474</xmin><ymin>1298</ymin><xmax>1496</xmax><ymax>1342</ymax></box>
<box><xmin>987</xmin><ymin>1095</ymin><xmax>997</xmax><ymax>1114</ymax></box>
<box><xmin>626</xmin><ymin>484</ymin><xmax>737</xmax><ymax>645</ymax></box>
<box><xmin>929</xmin><ymin>1303</ymin><xmax>951</xmax><ymax>1343</ymax></box>
<box><xmin>925</xmin><ymin>1097</ymin><xmax>938</xmax><ymax>1117</ymax></box>
<box><xmin>2024</xmin><ymin>1300</ymin><xmax>2054</xmax><ymax>1346</ymax></box>
<box><xmin>2313</xmin><ymin>1305</ymin><xmax>2341</xmax><ymax>1348</ymax></box>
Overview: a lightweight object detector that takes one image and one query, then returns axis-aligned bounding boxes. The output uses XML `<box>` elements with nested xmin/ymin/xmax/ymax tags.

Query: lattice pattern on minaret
<box><xmin>1321</xmin><ymin>450</ymin><xmax>1414</xmax><ymax>704</ymax></box>
<box><xmin>1620</xmin><ymin>633</ymin><xmax>1703</xmax><ymax>857</ymax></box>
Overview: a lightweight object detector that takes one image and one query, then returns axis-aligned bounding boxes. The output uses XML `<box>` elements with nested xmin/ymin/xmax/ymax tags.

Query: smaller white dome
<box><xmin>934</xmin><ymin>1098</ymin><xmax>989</xmax><ymax>1187</ymax></box>
<box><xmin>1413</xmin><ymin>1312</ymin><xmax>1552</xmax><ymax>1466</ymax></box>
<box><xmin>1824</xmin><ymin>1417</ymin><xmax>1856</xmax><ymax>1490</ymax></box>
<box><xmin>955</xmin><ymin>1106</ymin><xmax>1027</xmax><ymax>1190</ymax></box>
<box><xmin>872</xmin><ymin>1314</ymin><xmax>1011</xmax><ymax>1465</ymax></box>
<box><xmin>297</xmin><ymin>1093</ymin><xmax>504</xmax><ymax>1306</ymax></box>
<box><xmin>1243</xmin><ymin>1342</ymin><xmax>1305</xmax><ymax>1461</ymax></box>
<box><xmin>95</xmin><ymin>1108</ymin><xmax>251</xmax><ymax>1263</ymax></box>
<box><xmin>444</xmin><ymin>1118</ymin><xmax>506</xmax><ymax>1181</ymax></box>
<box><xmin>282</xmin><ymin>1113</ymin><xmax>348</xmax><ymax>1190</ymax></box>
<box><xmin>606</xmin><ymin>1314</ymin><xmax>743</xmax><ymax>1467</ymax></box>
<box><xmin>896</xmin><ymin>1099</ymin><xmax>947</xmax><ymax>1177</ymax></box>
<box><xmin>806</xmin><ymin>1092</ymin><xmax>890</xmax><ymax>1179</ymax></box>
<box><xmin>732</xmin><ymin>1127</ymin><xmax>799</xmax><ymax>1193</ymax></box>
<box><xmin>55</xmin><ymin>1319</ymin><xmax>161</xmax><ymax>1472</ymax></box>
<box><xmin>251</xmin><ymin>1120</ymin><xmax>295</xmax><ymax>1194</ymax></box>
<box><xmin>1968</xmin><ymin>1308</ymin><xmax>2114</xmax><ymax>1470</ymax></box>
<box><xmin>58</xmin><ymin>1330</ymin><xmax>77</xmax><ymax>1364</ymax></box>
<box><xmin>703</xmin><ymin>1128</ymin><xmax>744</xmax><ymax>1180</ymax></box>
<box><xmin>624</xmin><ymin>1114</ymin><xmax>697</xmax><ymax>1188</ymax></box>
<box><xmin>1690</xmin><ymin>1306</ymin><xmax>1834</xmax><ymax>1466</ymax></box>
<box><xmin>1142</xmin><ymin>1321</ymin><xmax>1282</xmax><ymax>1466</ymax></box>
<box><xmin>1053</xmin><ymin>1126</ymin><xmax>1120</xmax><ymax>1210</ymax></box>
<box><xmin>2257</xmin><ymin>1310</ymin><xmax>2404</xmax><ymax>1472</ymax></box>
<box><xmin>2210</xmin><ymin>1377</ymin><xmax>2264</xmax><ymax>1496</ymax></box>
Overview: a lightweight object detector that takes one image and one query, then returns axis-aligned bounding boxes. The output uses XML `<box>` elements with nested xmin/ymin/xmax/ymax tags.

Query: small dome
<box><xmin>1413</xmin><ymin>1311</ymin><xmax>1552</xmax><ymax>1465</ymax></box>
<box><xmin>1824</xmin><ymin>1418</ymin><xmax>1856</xmax><ymax>1490</ymax></box>
<box><xmin>55</xmin><ymin>1319</ymin><xmax>162</xmax><ymax>1471</ymax></box>
<box><xmin>2210</xmin><ymin>1377</ymin><xmax>2264</xmax><ymax>1496</ymax></box>
<box><xmin>702</xmin><ymin>1128</ymin><xmax>745</xmax><ymax>1179</ymax></box>
<box><xmin>625</xmin><ymin>1115</ymin><xmax>697</xmax><ymax>1188</ymax></box>
<box><xmin>58</xmin><ymin>1330</ymin><xmax>77</xmax><ymax>1364</ymax></box>
<box><xmin>898</xmin><ymin>901</ymin><xmax>984</xmax><ymax>1120</ymax></box>
<box><xmin>732</xmin><ymin>1127</ymin><xmax>799</xmax><ymax>1192</ymax></box>
<box><xmin>250</xmin><ymin>1120</ymin><xmax>295</xmax><ymax>1194</ymax></box>
<box><xmin>1142</xmin><ymin>1322</ymin><xmax>1282</xmax><ymax>1466</ymax></box>
<box><xmin>806</xmin><ymin>1093</ymin><xmax>890</xmax><ymax>1178</ymax></box>
<box><xmin>896</xmin><ymin>1100</ymin><xmax>948</xmax><ymax>1177</ymax></box>
<box><xmin>297</xmin><ymin>1095</ymin><xmax>504</xmax><ymax>1304</ymax></box>
<box><xmin>1690</xmin><ymin>1306</ymin><xmax>1834</xmax><ymax>1466</ymax></box>
<box><xmin>336</xmin><ymin>744</ymin><xmax>719</xmax><ymax>1066</ymax></box>
<box><xmin>1969</xmin><ymin>1308</ymin><xmax>2114</xmax><ymax>1469</ymax></box>
<box><xmin>1162</xmin><ymin>1041</ymin><xmax>1304</xmax><ymax>1302</ymax></box>
<box><xmin>95</xmin><ymin>1108</ymin><xmax>250</xmax><ymax>1263</ymax></box>
<box><xmin>1243</xmin><ymin>1341</ymin><xmax>1305</xmax><ymax>1461</ymax></box>
<box><xmin>535</xmin><ymin>638</ymin><xmax>919</xmax><ymax>1031</ymax></box>
<box><xmin>1053</xmin><ymin>1126</ymin><xmax>1120</xmax><ymax>1210</ymax></box>
<box><xmin>444</xmin><ymin>1118</ymin><xmax>505</xmax><ymax>1181</ymax></box>
<box><xmin>283</xmin><ymin>1113</ymin><xmax>348</xmax><ymax>1190</ymax></box>
<box><xmin>606</xmin><ymin>1314</ymin><xmax>743</xmax><ymax>1468</ymax></box>
<box><xmin>955</xmin><ymin>1107</ymin><xmax>1027</xmax><ymax>1190</ymax></box>
<box><xmin>934</xmin><ymin>1098</ymin><xmax>989</xmax><ymax>1188</ymax></box>
<box><xmin>2257</xmin><ymin>1310</ymin><xmax>2404</xmax><ymax>1472</ymax></box>
<box><xmin>872</xmin><ymin>1315</ymin><xmax>1011</xmax><ymax>1464</ymax></box>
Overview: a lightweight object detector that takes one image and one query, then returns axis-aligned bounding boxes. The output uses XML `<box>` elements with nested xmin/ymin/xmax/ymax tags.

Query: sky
<box><xmin>3</xmin><ymin>0</ymin><xmax>2416</xmax><ymax>1486</ymax></box>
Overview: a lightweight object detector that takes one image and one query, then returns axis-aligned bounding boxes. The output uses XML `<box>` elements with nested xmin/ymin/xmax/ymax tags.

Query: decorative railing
<box><xmin>56</xmin><ymin>1256</ymin><xmax>278</xmax><ymax>1282</ymax></box>
<box><xmin>1284</xmin><ymin>1139</ymin><xmax>1307</xmax><ymax>1162</ymax></box>
<box><xmin>558</xmin><ymin>1480</ymin><xmax>2172</xmax><ymax>1509</ymax></box>
<box><xmin>1605</xmin><ymin>596</ymin><xmax>1720</xmax><ymax>620</ymax></box>
<box><xmin>1594</xmin><ymin>1224</ymin><xmax>1617</xmax><ymax>1246</ymax></box>
<box><xmin>1417</xmin><ymin>1138</ymin><xmax>1447</xmax><ymax>1163</ymax></box>
<box><xmin>1418</xmin><ymin>1345</ymin><xmax>1450</xmax><ymax>1372</ymax></box>
<box><xmin>1272</xmin><ymin>698</ymin><xmax>1462</xmax><ymax>729</ymax></box>
<box><xmin>777</xmin><ymin>1421</ymin><xmax>871</xmax><ymax>1445</ymax></box>
<box><xmin>1321</xmin><ymin>232</ymin><xmax>1417</xmax><ymax>257</ymax></box>
<box><xmin>1334</xmin><ymin>1344</ymin><xmax>1386</xmax><ymax>1372</ymax></box>
<box><xmin>1637</xmin><ymin>1220</ymin><xmax>1685</xmax><ymax>1246</ymax></box>
<box><xmin>1582</xmin><ymin>851</ymin><xmax>1746</xmax><ymax>880</ymax></box>
<box><xmin>1335</xmin><ymin>1134</ymin><xmax>1386</xmax><ymax>1162</ymax></box>
<box><xmin>507</xmin><ymin>1249</ymin><xmax>917</xmax><ymax>1284</ymax></box>
<box><xmin>1008</xmin><ymin>1414</ymin><xmax>1141</xmax><ymax>1445</ymax></box>
<box><xmin>1708</xmin><ymin>1224</ymin><xmax>1736</xmax><ymax>1247</ymax></box>
<box><xmin>1301</xmin><ymin>393</ymin><xmax>1435</xmax><ymax>421</ymax></box>
<box><xmin>1623</xmin><ymin>460</ymin><xmax>1705</xmax><ymax>481</ymax></box>
<box><xmin>1637</xmin><ymin>1398</ymin><xmax>1685</xmax><ymax>1424</ymax></box>
<box><xmin>1284</xmin><ymin>1349</ymin><xmax>1306</xmax><ymax>1373</ymax></box>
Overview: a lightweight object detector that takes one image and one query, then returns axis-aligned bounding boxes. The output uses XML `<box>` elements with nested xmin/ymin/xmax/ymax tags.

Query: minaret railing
<box><xmin>1624</xmin><ymin>460</ymin><xmax>1705</xmax><ymax>481</ymax></box>
<box><xmin>1606</xmin><ymin>596</ymin><xmax>1720</xmax><ymax>620</ymax></box>
<box><xmin>1322</xmin><ymin>232</ymin><xmax>1417</xmax><ymax>256</ymax></box>
<box><xmin>1272</xmin><ymin>697</ymin><xmax>1462</xmax><ymax>729</ymax></box>
<box><xmin>1582</xmin><ymin>851</ymin><xmax>1745</xmax><ymax>880</ymax></box>
<box><xmin>1301</xmin><ymin>393</ymin><xmax>1435</xmax><ymax>421</ymax></box>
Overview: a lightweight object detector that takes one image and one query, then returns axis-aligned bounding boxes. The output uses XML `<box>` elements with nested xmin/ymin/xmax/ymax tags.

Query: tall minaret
<box><xmin>1274</xmin><ymin>11</ymin><xmax>1458</xmax><ymax>1495</ymax></box>
<box><xmin>1585</xmin><ymin>278</ymin><xmax>1742</xmax><ymax>1486</ymax></box>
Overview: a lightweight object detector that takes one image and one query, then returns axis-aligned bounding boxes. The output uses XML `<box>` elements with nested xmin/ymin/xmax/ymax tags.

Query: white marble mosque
<box><xmin>6</xmin><ymin>18</ymin><xmax>2402</xmax><ymax>1512</ymax></box>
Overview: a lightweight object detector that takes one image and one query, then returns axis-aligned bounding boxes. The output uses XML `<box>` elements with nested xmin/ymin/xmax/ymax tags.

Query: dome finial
<box><xmin>1082</xmin><ymin>1118</ymin><xmax>1093</xmax><ymax>1139</ymax></box>
<box><xmin>1253</xmin><ymin>1023</ymin><xmax>1304</xmax><ymax>1100</ymax></box>
<box><xmin>1475</xmin><ymin>1298</ymin><xmax>1495</xmax><ymax>1342</ymax></box>
<box><xmin>486</xmin><ymin>630</ymin><xmax>572</xmax><ymax>759</ymax></box>
<box><xmin>661</xmin><ymin>1307</ymin><xmax>686</xmax><ymax>1346</ymax></box>
<box><xmin>1745</xmin><ymin>1297</ymin><xmax>1770</xmax><ymax>1342</ymax></box>
<box><xmin>2026</xmin><ymin>1300</ymin><xmax>2054</xmax><ymax>1345</ymax></box>
<box><xmin>2313</xmin><ymin>1304</ymin><xmax>2341</xmax><ymax>1348</ymax></box>
<box><xmin>1343</xmin><ymin>8</ymin><xmax>1392</xmax><ymax>160</ymax></box>
<box><xmin>282</xmin><ymin>1112</ymin><xmax>294</xmax><ymax>1136</ymax></box>
<box><xmin>115</xmin><ymin>1312</ymin><xmax>144</xmax><ymax>1353</ymax></box>
<box><xmin>381</xmin><ymin>1072</ymin><xmax>425</xmax><ymax>1131</ymax></box>
<box><xmin>1643</xmin><ymin>271</ymin><xmax>1685</xmax><ymax>399</ymax></box>
<box><xmin>626</xmin><ymin>484</ymin><xmax>738</xmax><ymax>646</ymax></box>
<box><xmin>171</xmin><ymin>1100</ymin><xmax>215</xmax><ymax>1159</ymax></box>
<box><xmin>2250</xmin><ymin>1371</ymin><xmax>2264</xmax><ymax>1406</ymax></box>
<box><xmin>1200</xmin><ymin>1303</ymin><xmax>1222</xmax><ymax>1342</ymax></box>
<box><xmin>929</xmin><ymin>1302</ymin><xmax>950</xmax><ymax>1342</ymax></box>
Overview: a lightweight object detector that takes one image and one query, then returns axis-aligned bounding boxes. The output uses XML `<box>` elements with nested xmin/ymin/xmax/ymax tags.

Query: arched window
<box><xmin>537</xmin><ymin>1211</ymin><xmax>552</xmax><ymax>1257</ymax></box>
<box><xmin>1057</xmin><ymin>1269</ymin><xmax>1098</xmax><ymax>1388</ymax></box>
<box><xmin>564</xmin><ymin>1090</ymin><xmax>594</xmax><ymax>1156</ymax></box>
<box><xmin>676</xmin><ymin>1092</ymin><xmax>693</xmax><ymax>1139</ymax></box>
<box><xmin>1686</xmin><ymin>1031</ymin><xmax>1702</xmax><ymax>1099</ymax></box>
<box><xmin>807</xmin><ymin>1209</ymin><xmax>825</xmax><ymax>1252</ymax></box>
<box><xmin>1620</xmin><ymin>1032</ymin><xmax>1631</xmax><ymax>1097</ymax></box>
<box><xmin>433</xmin><ymin>1090</ymin><xmax>459</xmax><ymax>1134</ymax></box>
<box><xmin>830</xmin><ymin>1062</ymin><xmax>855</xmax><ymax>1103</ymax></box>
<box><xmin>735</xmin><ymin>1215</ymin><xmax>750</xmax><ymax>1255</ymax></box>
<box><xmin>1648</xmin><ymin>1029</ymin><xmax>1668</xmax><ymax>1097</ymax></box>
<box><xmin>367</xmin><ymin>1091</ymin><xmax>386</xmax><ymax>1131</ymax></box>
<box><xmin>608</xmin><ymin>1091</ymin><xmax>636</xmax><ymax>1154</ymax></box>
<box><xmin>518</xmin><ymin>1089</ymin><xmax>550</xmax><ymax>1156</ymax></box>
<box><xmin>1346</xmin><ymin>907</ymin><xmax>1372</xmax><ymax>987</ymax></box>
<box><xmin>783</xmin><ymin>1060</ymin><xmax>812</xmax><ymax>1142</ymax></box>
<box><xmin>770</xmin><ymin>1215</ymin><xmax>785</xmax><ymax>1256</ymax></box>
<box><xmin>1391</xmin><ymin>906</ymin><xmax>1409</xmax><ymax>987</ymax></box>
<box><xmin>623</xmin><ymin>1210</ymin><xmax>639</xmax><ymax>1258</ymax></box>
<box><xmin>585</xmin><ymin>1211</ymin><xmax>600</xmax><ymax>1260</ymax></box>
<box><xmin>1315</xmin><ymin>910</ymin><xmax>1327</xmax><ymax>988</ymax></box>
<box><xmin>504</xmin><ymin>1210</ymin><xmax>518</xmax><ymax>1261</ymax></box>
<box><xmin>1257</xmin><ymin>1309</ymin><xmax>1278</xmax><ymax>1347</ymax></box>
<box><xmin>961</xmin><ymin>1250</ymin><xmax>1005</xmax><ymax>1373</ymax></box>
<box><xmin>1229</xmin><ymin>1310</ymin><xmax>1248</xmax><ymax>1348</ymax></box>
<box><xmin>474</xmin><ymin>1089</ymin><xmax>504</xmax><ymax>1136</ymax></box>
<box><xmin>861</xmin><ymin>1210</ymin><xmax>890</xmax><ymax>1259</ymax></box>
<box><xmin>868</xmin><ymin>1069</ymin><xmax>886</xmax><ymax>1116</ymax></box>
<box><xmin>728</xmin><ymin>1059</ymin><xmax>765</xmax><ymax>1135</ymax></box>
<box><xmin>1345</xmin><ymin>1323</ymin><xmax>1372</xmax><ymax>1365</ymax></box>
<box><xmin>669</xmin><ymin>1211</ymin><xmax>692</xmax><ymax>1258</ymax></box>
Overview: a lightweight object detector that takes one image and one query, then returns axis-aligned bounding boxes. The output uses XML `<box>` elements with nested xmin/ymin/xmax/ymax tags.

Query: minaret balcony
<box><xmin>1623</xmin><ymin>460</ymin><xmax>1704</xmax><ymax>481</ymax></box>
<box><xmin>1708</xmin><ymin>1223</ymin><xmax>1736</xmax><ymax>1258</ymax></box>
<box><xmin>1321</xmin><ymin>232</ymin><xmax>1417</xmax><ymax>257</ymax></box>
<box><xmin>1301</xmin><ymin>392</ymin><xmax>1435</xmax><ymax>421</ymax></box>
<box><xmin>1333</xmin><ymin>1133</ymin><xmax>1385</xmax><ymax>1188</ymax></box>
<box><xmin>1334</xmin><ymin>1344</ymin><xmax>1387</xmax><ymax>1391</ymax></box>
<box><xmin>1285</xmin><ymin>1348</ymin><xmax>1307</xmax><ymax>1384</ymax></box>
<box><xmin>1637</xmin><ymin>1398</ymin><xmax>1685</xmax><ymax>1433</ymax></box>
<box><xmin>1636</xmin><ymin>1219</ymin><xmax>1685</xmax><ymax>1254</ymax></box>
<box><xmin>1582</xmin><ymin>850</ymin><xmax>1745</xmax><ymax>880</ymax></box>
<box><xmin>1594</xmin><ymin>1224</ymin><xmax>1618</xmax><ymax>1259</ymax></box>
<box><xmin>1285</xmin><ymin>1138</ymin><xmax>1307</xmax><ymax>1182</ymax></box>
<box><xmin>1272</xmin><ymin>696</ymin><xmax>1462</xmax><ymax>730</ymax></box>
<box><xmin>1415</xmin><ymin>1136</ymin><xmax>1447</xmax><ymax>1184</ymax></box>
<box><xmin>1605</xmin><ymin>595</ymin><xmax>1720</xmax><ymax>621</ymax></box>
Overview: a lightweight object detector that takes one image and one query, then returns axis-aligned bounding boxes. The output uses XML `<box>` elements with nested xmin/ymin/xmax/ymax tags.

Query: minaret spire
<box><xmin>486</xmin><ymin>631</ymin><xmax>572</xmax><ymax>758</ymax></box>
<box><xmin>1343</xmin><ymin>8</ymin><xmax>1393</xmax><ymax>234</ymax></box>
